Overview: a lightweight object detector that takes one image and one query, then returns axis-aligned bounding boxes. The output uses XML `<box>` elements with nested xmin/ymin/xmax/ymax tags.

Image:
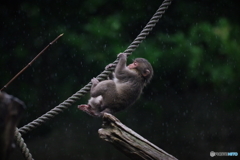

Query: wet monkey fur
<box><xmin>78</xmin><ymin>53</ymin><xmax>153</xmax><ymax>117</ymax></box>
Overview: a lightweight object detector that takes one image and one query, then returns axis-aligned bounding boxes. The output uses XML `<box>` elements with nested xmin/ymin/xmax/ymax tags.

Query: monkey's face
<box><xmin>129</xmin><ymin>58</ymin><xmax>153</xmax><ymax>84</ymax></box>
<box><xmin>127</xmin><ymin>61</ymin><xmax>138</xmax><ymax>69</ymax></box>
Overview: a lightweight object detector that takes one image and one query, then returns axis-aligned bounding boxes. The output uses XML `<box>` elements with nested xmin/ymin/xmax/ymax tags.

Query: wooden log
<box><xmin>98</xmin><ymin>113</ymin><xmax>178</xmax><ymax>160</ymax></box>
<box><xmin>0</xmin><ymin>92</ymin><xmax>25</xmax><ymax>160</ymax></box>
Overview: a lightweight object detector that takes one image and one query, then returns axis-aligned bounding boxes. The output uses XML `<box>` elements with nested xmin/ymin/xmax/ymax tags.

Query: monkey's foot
<box><xmin>78</xmin><ymin>104</ymin><xmax>90</xmax><ymax>111</ymax></box>
<box><xmin>78</xmin><ymin>105</ymin><xmax>99</xmax><ymax>117</ymax></box>
<box><xmin>91</xmin><ymin>78</ymin><xmax>99</xmax><ymax>85</ymax></box>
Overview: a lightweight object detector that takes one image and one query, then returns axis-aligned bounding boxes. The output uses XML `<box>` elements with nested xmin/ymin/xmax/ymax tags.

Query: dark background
<box><xmin>1</xmin><ymin>0</ymin><xmax>240</xmax><ymax>159</ymax></box>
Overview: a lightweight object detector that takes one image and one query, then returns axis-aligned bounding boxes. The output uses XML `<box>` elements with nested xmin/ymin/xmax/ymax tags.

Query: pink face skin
<box><xmin>128</xmin><ymin>61</ymin><xmax>138</xmax><ymax>69</ymax></box>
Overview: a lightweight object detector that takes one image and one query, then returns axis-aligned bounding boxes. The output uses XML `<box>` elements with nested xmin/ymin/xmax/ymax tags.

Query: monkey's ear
<box><xmin>142</xmin><ymin>69</ymin><xmax>150</xmax><ymax>77</ymax></box>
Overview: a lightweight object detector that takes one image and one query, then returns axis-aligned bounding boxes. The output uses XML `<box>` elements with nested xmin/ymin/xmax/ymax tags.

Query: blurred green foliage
<box><xmin>152</xmin><ymin>18</ymin><xmax>240</xmax><ymax>93</ymax></box>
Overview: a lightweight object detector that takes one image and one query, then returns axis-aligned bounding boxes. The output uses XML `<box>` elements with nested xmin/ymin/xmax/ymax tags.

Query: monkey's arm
<box><xmin>105</xmin><ymin>64</ymin><xmax>115</xmax><ymax>79</ymax></box>
<box><xmin>117</xmin><ymin>52</ymin><xmax>127</xmax><ymax>67</ymax></box>
<box><xmin>108</xmin><ymin>72</ymin><xmax>115</xmax><ymax>80</ymax></box>
<box><xmin>115</xmin><ymin>53</ymin><xmax>128</xmax><ymax>76</ymax></box>
<box><xmin>105</xmin><ymin>53</ymin><xmax>128</xmax><ymax>78</ymax></box>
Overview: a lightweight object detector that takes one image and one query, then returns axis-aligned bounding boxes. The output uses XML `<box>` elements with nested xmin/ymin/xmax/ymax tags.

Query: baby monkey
<box><xmin>78</xmin><ymin>53</ymin><xmax>153</xmax><ymax>117</ymax></box>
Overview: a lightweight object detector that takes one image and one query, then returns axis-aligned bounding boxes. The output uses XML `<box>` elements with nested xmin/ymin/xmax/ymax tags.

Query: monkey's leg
<box><xmin>100</xmin><ymin>108</ymin><xmax>113</xmax><ymax>115</ymax></box>
<box><xmin>90</xmin><ymin>80</ymin><xmax>115</xmax><ymax>97</ymax></box>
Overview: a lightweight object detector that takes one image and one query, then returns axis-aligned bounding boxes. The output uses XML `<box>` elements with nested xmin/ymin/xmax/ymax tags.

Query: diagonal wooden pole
<box><xmin>0</xmin><ymin>33</ymin><xmax>64</xmax><ymax>92</ymax></box>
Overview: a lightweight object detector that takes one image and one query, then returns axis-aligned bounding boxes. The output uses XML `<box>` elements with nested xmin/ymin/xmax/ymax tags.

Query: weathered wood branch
<box><xmin>98</xmin><ymin>113</ymin><xmax>178</xmax><ymax>160</ymax></box>
<box><xmin>0</xmin><ymin>92</ymin><xmax>25</xmax><ymax>160</ymax></box>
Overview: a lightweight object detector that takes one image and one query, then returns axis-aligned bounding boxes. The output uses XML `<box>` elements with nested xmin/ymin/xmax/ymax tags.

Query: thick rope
<box><xmin>15</xmin><ymin>128</ymin><xmax>33</xmax><ymax>160</ymax></box>
<box><xmin>16</xmin><ymin>0</ymin><xmax>172</xmax><ymax>159</ymax></box>
<box><xmin>19</xmin><ymin>0</ymin><xmax>172</xmax><ymax>135</ymax></box>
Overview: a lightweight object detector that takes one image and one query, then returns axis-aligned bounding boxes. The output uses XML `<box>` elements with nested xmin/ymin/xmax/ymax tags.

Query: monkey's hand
<box><xmin>117</xmin><ymin>53</ymin><xmax>127</xmax><ymax>59</ymax></box>
<box><xmin>105</xmin><ymin>63</ymin><xmax>116</xmax><ymax>70</ymax></box>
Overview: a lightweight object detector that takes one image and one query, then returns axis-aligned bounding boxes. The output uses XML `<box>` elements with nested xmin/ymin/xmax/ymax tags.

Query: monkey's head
<box><xmin>128</xmin><ymin>58</ymin><xmax>153</xmax><ymax>85</ymax></box>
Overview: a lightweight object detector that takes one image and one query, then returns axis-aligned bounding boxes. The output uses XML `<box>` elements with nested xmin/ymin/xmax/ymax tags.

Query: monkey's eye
<box><xmin>133</xmin><ymin>62</ymin><xmax>137</xmax><ymax>66</ymax></box>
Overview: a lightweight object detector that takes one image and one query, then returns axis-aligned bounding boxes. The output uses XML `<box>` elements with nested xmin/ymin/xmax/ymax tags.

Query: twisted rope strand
<box><xmin>15</xmin><ymin>128</ymin><xmax>33</xmax><ymax>160</ymax></box>
<box><xmin>124</xmin><ymin>0</ymin><xmax>172</xmax><ymax>55</ymax></box>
